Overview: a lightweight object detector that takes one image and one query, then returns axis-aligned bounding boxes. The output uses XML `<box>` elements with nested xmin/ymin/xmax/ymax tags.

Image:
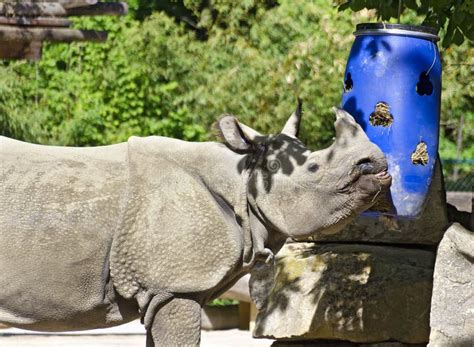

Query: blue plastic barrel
<box><xmin>341</xmin><ymin>23</ymin><xmax>441</xmax><ymax>218</ymax></box>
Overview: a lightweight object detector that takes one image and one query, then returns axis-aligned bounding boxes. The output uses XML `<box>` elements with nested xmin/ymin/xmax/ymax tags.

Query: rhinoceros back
<box><xmin>0</xmin><ymin>137</ymin><xmax>137</xmax><ymax>331</ymax></box>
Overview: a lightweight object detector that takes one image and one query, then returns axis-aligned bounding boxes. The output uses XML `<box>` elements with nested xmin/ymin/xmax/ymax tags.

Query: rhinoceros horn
<box><xmin>281</xmin><ymin>98</ymin><xmax>303</xmax><ymax>137</ymax></box>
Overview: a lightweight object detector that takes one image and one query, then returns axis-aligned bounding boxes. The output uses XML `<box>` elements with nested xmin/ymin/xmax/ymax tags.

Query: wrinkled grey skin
<box><xmin>0</xmin><ymin>105</ymin><xmax>391</xmax><ymax>346</ymax></box>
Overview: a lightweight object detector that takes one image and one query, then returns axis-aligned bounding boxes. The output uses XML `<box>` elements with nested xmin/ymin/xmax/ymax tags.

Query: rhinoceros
<box><xmin>0</xmin><ymin>103</ymin><xmax>391</xmax><ymax>346</ymax></box>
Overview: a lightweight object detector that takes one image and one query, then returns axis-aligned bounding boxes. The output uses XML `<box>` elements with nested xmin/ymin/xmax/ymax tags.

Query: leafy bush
<box><xmin>207</xmin><ymin>298</ymin><xmax>239</xmax><ymax>307</ymax></box>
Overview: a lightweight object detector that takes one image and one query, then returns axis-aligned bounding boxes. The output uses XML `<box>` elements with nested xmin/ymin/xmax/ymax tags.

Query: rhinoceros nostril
<box><xmin>356</xmin><ymin>157</ymin><xmax>372</xmax><ymax>166</ymax></box>
<box><xmin>355</xmin><ymin>158</ymin><xmax>375</xmax><ymax>175</ymax></box>
<box><xmin>358</xmin><ymin>163</ymin><xmax>375</xmax><ymax>175</ymax></box>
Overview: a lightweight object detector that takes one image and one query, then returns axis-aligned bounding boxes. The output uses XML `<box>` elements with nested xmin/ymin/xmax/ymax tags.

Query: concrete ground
<box><xmin>0</xmin><ymin>320</ymin><xmax>273</xmax><ymax>347</ymax></box>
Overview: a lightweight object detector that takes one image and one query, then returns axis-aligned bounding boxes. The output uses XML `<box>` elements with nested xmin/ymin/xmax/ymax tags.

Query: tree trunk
<box><xmin>0</xmin><ymin>2</ymin><xmax>67</xmax><ymax>17</ymax></box>
<box><xmin>59</xmin><ymin>0</ymin><xmax>98</xmax><ymax>9</ymax></box>
<box><xmin>0</xmin><ymin>26</ymin><xmax>107</xmax><ymax>42</ymax></box>
<box><xmin>66</xmin><ymin>2</ymin><xmax>128</xmax><ymax>16</ymax></box>
<box><xmin>0</xmin><ymin>2</ymin><xmax>127</xmax><ymax>17</ymax></box>
<box><xmin>9</xmin><ymin>1</ymin><xmax>98</xmax><ymax>9</ymax></box>
<box><xmin>0</xmin><ymin>16</ymin><xmax>71</xmax><ymax>26</ymax></box>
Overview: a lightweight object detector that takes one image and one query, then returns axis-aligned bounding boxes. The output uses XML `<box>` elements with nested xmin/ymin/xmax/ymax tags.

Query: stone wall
<box><xmin>255</xmin><ymin>243</ymin><xmax>434</xmax><ymax>343</ymax></box>
<box><xmin>429</xmin><ymin>223</ymin><xmax>474</xmax><ymax>347</ymax></box>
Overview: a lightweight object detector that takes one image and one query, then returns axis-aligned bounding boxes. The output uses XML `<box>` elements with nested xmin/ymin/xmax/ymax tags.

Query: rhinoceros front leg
<box><xmin>146</xmin><ymin>297</ymin><xmax>201</xmax><ymax>347</ymax></box>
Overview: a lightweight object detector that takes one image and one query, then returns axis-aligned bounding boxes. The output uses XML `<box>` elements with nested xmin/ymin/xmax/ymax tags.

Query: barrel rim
<box><xmin>354</xmin><ymin>23</ymin><xmax>439</xmax><ymax>41</ymax></box>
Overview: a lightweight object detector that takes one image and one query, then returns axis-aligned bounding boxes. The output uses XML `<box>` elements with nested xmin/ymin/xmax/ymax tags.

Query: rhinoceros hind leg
<box><xmin>146</xmin><ymin>297</ymin><xmax>201</xmax><ymax>347</ymax></box>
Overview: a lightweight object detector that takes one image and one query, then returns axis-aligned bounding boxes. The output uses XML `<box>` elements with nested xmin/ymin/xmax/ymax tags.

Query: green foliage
<box><xmin>183</xmin><ymin>0</ymin><xmax>278</xmax><ymax>35</ymax></box>
<box><xmin>1</xmin><ymin>0</ymin><xmax>357</xmax><ymax>149</ymax></box>
<box><xmin>0</xmin><ymin>15</ymin><xmax>206</xmax><ymax>145</ymax></box>
<box><xmin>335</xmin><ymin>0</ymin><xmax>474</xmax><ymax>47</ymax></box>
<box><xmin>438</xmin><ymin>39</ymin><xmax>474</xmax><ymax>178</ymax></box>
<box><xmin>135</xmin><ymin>0</ymin><xmax>366</xmax><ymax>150</ymax></box>
<box><xmin>207</xmin><ymin>298</ymin><xmax>239</xmax><ymax>306</ymax></box>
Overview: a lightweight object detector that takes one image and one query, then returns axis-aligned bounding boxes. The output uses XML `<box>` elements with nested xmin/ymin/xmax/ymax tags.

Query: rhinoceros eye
<box><xmin>308</xmin><ymin>163</ymin><xmax>319</xmax><ymax>172</ymax></box>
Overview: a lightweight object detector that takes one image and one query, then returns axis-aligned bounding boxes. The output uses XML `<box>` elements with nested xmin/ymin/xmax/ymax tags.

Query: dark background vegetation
<box><xmin>0</xmin><ymin>0</ymin><xmax>472</xmax><ymax>181</ymax></box>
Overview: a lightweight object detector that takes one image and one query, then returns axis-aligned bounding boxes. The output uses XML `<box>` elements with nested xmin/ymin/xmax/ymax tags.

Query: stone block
<box><xmin>254</xmin><ymin>243</ymin><xmax>435</xmax><ymax>344</ymax></box>
<box><xmin>428</xmin><ymin>223</ymin><xmax>474</xmax><ymax>347</ymax></box>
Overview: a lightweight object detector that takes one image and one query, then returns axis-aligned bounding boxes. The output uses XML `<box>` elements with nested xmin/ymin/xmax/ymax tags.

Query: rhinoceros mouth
<box><xmin>339</xmin><ymin>166</ymin><xmax>391</xmax><ymax>192</ymax></box>
<box><xmin>358</xmin><ymin>169</ymin><xmax>392</xmax><ymax>191</ymax></box>
<box><xmin>357</xmin><ymin>159</ymin><xmax>392</xmax><ymax>189</ymax></box>
<box><xmin>374</xmin><ymin>170</ymin><xmax>392</xmax><ymax>187</ymax></box>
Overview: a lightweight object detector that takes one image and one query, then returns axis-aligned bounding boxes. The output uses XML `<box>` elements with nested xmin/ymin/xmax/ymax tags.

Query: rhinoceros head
<box><xmin>217</xmin><ymin>101</ymin><xmax>391</xmax><ymax>239</ymax></box>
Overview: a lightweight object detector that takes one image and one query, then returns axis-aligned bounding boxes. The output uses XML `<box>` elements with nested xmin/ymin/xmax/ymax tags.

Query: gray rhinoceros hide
<box><xmin>0</xmin><ymin>139</ymin><xmax>138</xmax><ymax>331</ymax></box>
<box><xmin>109</xmin><ymin>136</ymin><xmax>245</xmax><ymax>299</ymax></box>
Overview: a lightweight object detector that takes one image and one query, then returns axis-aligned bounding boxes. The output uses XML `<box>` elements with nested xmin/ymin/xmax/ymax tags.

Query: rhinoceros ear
<box><xmin>216</xmin><ymin>115</ymin><xmax>262</xmax><ymax>152</ymax></box>
<box><xmin>281</xmin><ymin>98</ymin><xmax>303</xmax><ymax>137</ymax></box>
